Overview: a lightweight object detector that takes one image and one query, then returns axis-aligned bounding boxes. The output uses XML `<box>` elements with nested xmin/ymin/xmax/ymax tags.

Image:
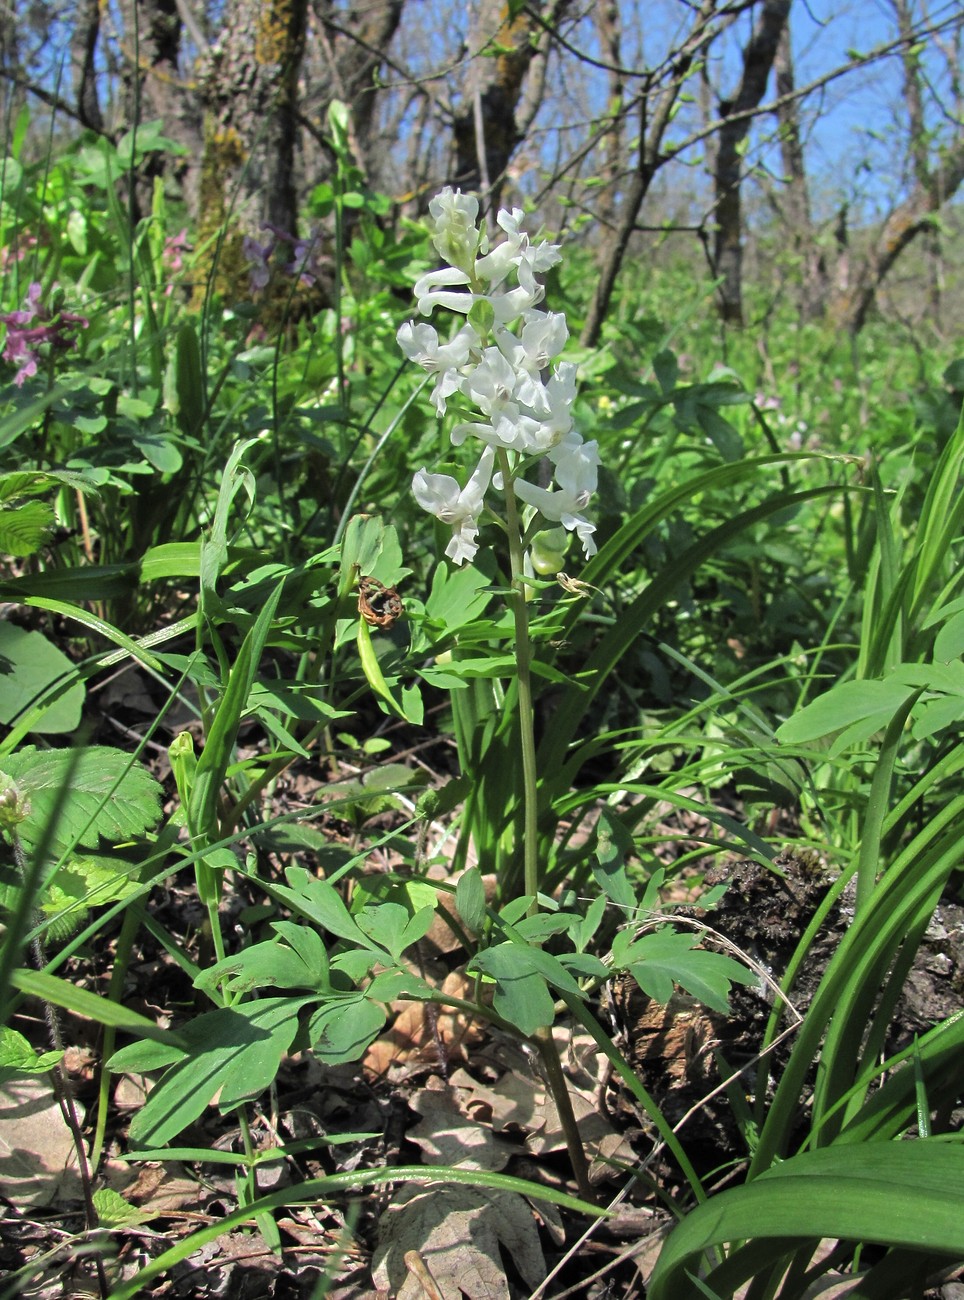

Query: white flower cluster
<box><xmin>399</xmin><ymin>188</ymin><xmax>598</xmax><ymax>566</ymax></box>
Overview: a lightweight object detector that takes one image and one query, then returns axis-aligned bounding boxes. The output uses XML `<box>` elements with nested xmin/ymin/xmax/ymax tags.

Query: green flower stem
<box><xmin>497</xmin><ymin>449</ymin><xmax>540</xmax><ymax>912</ymax></box>
<box><xmin>496</xmin><ymin>449</ymin><xmax>595</xmax><ymax>1205</ymax></box>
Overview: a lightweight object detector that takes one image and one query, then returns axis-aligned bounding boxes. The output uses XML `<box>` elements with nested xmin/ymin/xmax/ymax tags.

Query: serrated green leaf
<box><xmin>92</xmin><ymin>1186</ymin><xmax>153</xmax><ymax>1228</ymax></box>
<box><xmin>0</xmin><ymin>1025</ymin><xmax>63</xmax><ymax>1079</ymax></box>
<box><xmin>0</xmin><ymin>500</ymin><xmax>54</xmax><ymax>557</ymax></box>
<box><xmin>37</xmin><ymin>853</ymin><xmax>141</xmax><ymax>938</ymax></box>
<box><xmin>1</xmin><ymin>746</ymin><xmax>163</xmax><ymax>856</ymax></box>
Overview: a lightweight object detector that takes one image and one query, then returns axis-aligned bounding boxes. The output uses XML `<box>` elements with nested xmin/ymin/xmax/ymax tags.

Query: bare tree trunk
<box><xmin>591</xmin><ymin>0</ymin><xmax>624</xmax><ymax>233</ymax></box>
<box><xmin>0</xmin><ymin>4</ymin><xmax>22</xmax><ymax>141</ymax></box>
<box><xmin>826</xmin><ymin>137</ymin><xmax>964</xmax><ymax>334</ymax></box>
<box><xmin>893</xmin><ymin>0</ymin><xmax>940</xmax><ymax>324</ymax></box>
<box><xmin>116</xmin><ymin>0</ymin><xmax>205</xmax><ymax>216</ymax></box>
<box><xmin>308</xmin><ymin>0</ymin><xmax>406</xmax><ymax>180</ymax></box>
<box><xmin>453</xmin><ymin>0</ymin><xmax>573</xmax><ymax>215</ymax></box>
<box><xmin>712</xmin><ymin>0</ymin><xmax>791</xmax><ymax>325</ymax></box>
<box><xmin>72</xmin><ymin>0</ymin><xmax>105</xmax><ymax>133</ymax></box>
<box><xmin>195</xmin><ymin>0</ymin><xmax>308</xmax><ymax>290</ymax></box>
<box><xmin>581</xmin><ymin>0</ymin><xmax>721</xmax><ymax>347</ymax></box>
<box><xmin>772</xmin><ymin>24</ymin><xmax>826</xmax><ymax>319</ymax></box>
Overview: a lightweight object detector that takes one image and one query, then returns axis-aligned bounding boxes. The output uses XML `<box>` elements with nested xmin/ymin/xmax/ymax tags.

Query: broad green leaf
<box><xmin>169</xmin><ymin>321</ymin><xmax>205</xmax><ymax>439</ymax></box>
<box><xmin>92</xmin><ymin>1186</ymin><xmax>153</xmax><ymax>1228</ymax></box>
<box><xmin>278</xmin><ymin>868</ymin><xmax>382</xmax><ymax>950</ymax></box>
<box><xmin>0</xmin><ymin>1026</ymin><xmax>62</xmax><ymax>1082</ymax></box>
<box><xmin>775</xmin><ymin>678</ymin><xmax>918</xmax><ymax>746</ymax></box>
<box><xmin>424</xmin><ymin>563</ymin><xmax>491</xmax><ymax>633</ymax></box>
<box><xmin>126</xmin><ymin>998</ymin><xmax>308</xmax><ymax>1146</ymax></box>
<box><xmin>1</xmin><ymin>746</ymin><xmax>162</xmax><ymax>857</ymax></box>
<box><xmin>456</xmin><ymin>868</ymin><xmax>486</xmax><ymax>933</ymax></box>
<box><xmin>139</xmin><ymin>541</ymin><xmax>202</xmax><ymax>582</ymax></box>
<box><xmin>470</xmin><ymin>942</ymin><xmax>584</xmax><ymax>1034</ymax></box>
<box><xmin>194</xmin><ymin>938</ymin><xmax>327</xmax><ymax>996</ymax></box>
<box><xmin>354</xmin><ymin>902</ymin><xmax>434</xmax><ymax>961</ymax></box>
<box><xmin>0</xmin><ymin>624</ymin><xmax>85</xmax><ymax>734</ymax></box>
<box><xmin>619</xmin><ymin>928</ymin><xmax>756</xmax><ymax>1013</ymax></box>
<box><xmin>648</xmin><ymin>1140</ymin><xmax>964</xmax><ymax>1300</ymax></box>
<box><xmin>308</xmin><ymin>996</ymin><xmax>386</xmax><ymax>1063</ymax></box>
<box><xmin>30</xmin><ymin>853</ymin><xmax>142</xmax><ymax>939</ymax></box>
<box><xmin>0</xmin><ymin>500</ymin><xmax>53</xmax><ymax>556</ymax></box>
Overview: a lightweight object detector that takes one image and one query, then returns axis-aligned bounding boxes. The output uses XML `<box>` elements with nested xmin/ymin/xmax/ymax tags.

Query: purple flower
<box><xmin>242</xmin><ymin>234</ymin><xmax>274</xmax><ymax>293</ymax></box>
<box><xmin>242</xmin><ymin>224</ymin><xmax>328</xmax><ymax>294</ymax></box>
<box><xmin>0</xmin><ymin>282</ymin><xmax>88</xmax><ymax>386</ymax></box>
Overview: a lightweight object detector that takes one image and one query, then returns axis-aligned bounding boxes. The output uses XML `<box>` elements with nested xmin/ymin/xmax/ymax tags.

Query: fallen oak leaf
<box><xmin>372</xmin><ymin>1183</ymin><xmax>546</xmax><ymax>1300</ymax></box>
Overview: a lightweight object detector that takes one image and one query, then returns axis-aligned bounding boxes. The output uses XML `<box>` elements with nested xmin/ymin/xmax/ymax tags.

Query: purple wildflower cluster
<box><xmin>0</xmin><ymin>282</ymin><xmax>88</xmax><ymax>387</ymax></box>
<box><xmin>242</xmin><ymin>225</ymin><xmax>328</xmax><ymax>294</ymax></box>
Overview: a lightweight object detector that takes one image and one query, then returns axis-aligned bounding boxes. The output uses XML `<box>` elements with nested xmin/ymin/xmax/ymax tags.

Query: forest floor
<box><xmin>2</xmin><ymin>662</ymin><xmax>964</xmax><ymax>1300</ymax></box>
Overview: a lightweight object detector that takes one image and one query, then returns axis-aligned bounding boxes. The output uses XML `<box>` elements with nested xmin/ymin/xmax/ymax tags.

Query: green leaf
<box><xmin>32</xmin><ymin>852</ymin><xmax>142</xmax><ymax>939</ymax></box>
<box><xmin>92</xmin><ymin>1186</ymin><xmax>153</xmax><ymax>1228</ymax></box>
<box><xmin>696</xmin><ymin>403</ymin><xmax>743</xmax><ymax>461</ymax></box>
<box><xmin>125</xmin><ymin>999</ymin><xmax>308</xmax><ymax>1146</ymax></box>
<box><xmin>355</xmin><ymin>902</ymin><xmax>435</xmax><ymax>961</ymax></box>
<box><xmin>12</xmin><ymin>969</ymin><xmax>186</xmax><ymax>1049</ymax></box>
<box><xmin>0</xmin><ymin>500</ymin><xmax>54</xmax><ymax>557</ymax></box>
<box><xmin>276</xmin><ymin>868</ymin><xmax>383</xmax><ymax>950</ymax></box>
<box><xmin>308</xmin><ymin>997</ymin><xmax>386</xmax><ymax>1063</ymax></box>
<box><xmin>456</xmin><ymin>867</ymin><xmax>486</xmax><ymax>933</ymax></box>
<box><xmin>648</xmin><ymin>1140</ymin><xmax>964</xmax><ymax>1300</ymax></box>
<box><xmin>621</xmin><ymin>929</ymin><xmax>756</xmax><ymax>1014</ymax></box>
<box><xmin>194</xmin><ymin>936</ymin><xmax>328</xmax><ymax>996</ymax></box>
<box><xmin>470</xmin><ymin>942</ymin><xmax>584</xmax><ymax>1034</ymax></box>
<box><xmin>1</xmin><ymin>746</ymin><xmax>163</xmax><ymax>857</ymax></box>
<box><xmin>0</xmin><ymin>1026</ymin><xmax>62</xmax><ymax>1082</ymax></box>
<box><xmin>775</xmin><ymin>678</ymin><xmax>918</xmax><ymax>747</ymax></box>
<box><xmin>425</xmin><ymin>563</ymin><xmax>490</xmax><ymax>633</ymax></box>
<box><xmin>0</xmin><ymin>624</ymin><xmax>85</xmax><ymax>734</ymax></box>
<box><xmin>169</xmin><ymin>322</ymin><xmax>205</xmax><ymax>439</ymax></box>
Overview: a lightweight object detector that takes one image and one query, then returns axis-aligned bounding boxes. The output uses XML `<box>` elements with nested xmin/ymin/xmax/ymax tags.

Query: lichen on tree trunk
<box><xmin>194</xmin><ymin>0</ymin><xmax>308</xmax><ymax>298</ymax></box>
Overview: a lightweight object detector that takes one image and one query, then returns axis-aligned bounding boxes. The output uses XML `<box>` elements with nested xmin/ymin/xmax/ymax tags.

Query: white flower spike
<box><xmin>401</xmin><ymin>187</ymin><xmax>597</xmax><ymax>567</ymax></box>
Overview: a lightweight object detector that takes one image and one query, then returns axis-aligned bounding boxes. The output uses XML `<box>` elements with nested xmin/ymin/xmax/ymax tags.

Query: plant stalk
<box><xmin>497</xmin><ymin>449</ymin><xmax>595</xmax><ymax>1203</ymax></box>
<box><xmin>497</xmin><ymin>449</ymin><xmax>541</xmax><ymax>912</ymax></box>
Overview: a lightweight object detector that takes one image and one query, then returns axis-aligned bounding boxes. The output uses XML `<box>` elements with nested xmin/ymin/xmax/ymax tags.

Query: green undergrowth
<box><xmin>1</xmin><ymin>109</ymin><xmax>963</xmax><ymax>1299</ymax></box>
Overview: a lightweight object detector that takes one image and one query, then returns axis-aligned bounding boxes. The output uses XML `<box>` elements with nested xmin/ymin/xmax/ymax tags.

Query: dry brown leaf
<box><xmin>371</xmin><ymin>1184</ymin><xmax>546</xmax><ymax>1300</ymax></box>
<box><xmin>363</xmin><ymin>971</ymin><xmax>486</xmax><ymax>1079</ymax></box>
<box><xmin>0</xmin><ymin>1077</ymin><xmax>84</xmax><ymax>1206</ymax></box>
<box><xmin>104</xmin><ymin>1158</ymin><xmax>204</xmax><ymax>1220</ymax></box>
<box><xmin>448</xmin><ymin>1061</ymin><xmax>634</xmax><ymax>1178</ymax></box>
<box><xmin>407</xmin><ymin>1084</ymin><xmax>515</xmax><ymax>1172</ymax></box>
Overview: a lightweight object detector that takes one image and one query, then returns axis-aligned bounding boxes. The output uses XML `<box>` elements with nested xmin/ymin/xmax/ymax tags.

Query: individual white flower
<box><xmin>428</xmin><ymin>188</ymin><xmax>481</xmax><ymax>274</ymax></box>
<box><xmin>412</xmin><ymin>446</ymin><xmax>496</xmax><ymax>565</ymax></box>
<box><xmin>495</xmin><ymin>311</ymin><xmax>568</xmax><ymax>379</ymax></box>
<box><xmin>549</xmin><ymin>435</ymin><xmax>599</xmax><ymax>498</ymax></box>
<box><xmin>460</xmin><ymin>347</ymin><xmax>519</xmax><ymax>417</ymax></box>
<box><xmin>508</xmin><ymin>476</ymin><xmax>597</xmax><ymax>557</ymax></box>
<box><xmin>397</xmin><ymin>321</ymin><xmax>477</xmax><ymax>414</ymax></box>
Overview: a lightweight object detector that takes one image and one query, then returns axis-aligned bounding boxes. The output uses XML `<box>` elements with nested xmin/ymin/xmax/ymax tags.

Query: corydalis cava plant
<box><xmin>400</xmin><ymin>189</ymin><xmax>597</xmax><ymax>566</ymax></box>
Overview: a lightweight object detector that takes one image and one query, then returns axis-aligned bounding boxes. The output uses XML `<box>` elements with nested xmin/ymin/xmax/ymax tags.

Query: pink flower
<box><xmin>0</xmin><ymin>283</ymin><xmax>88</xmax><ymax>386</ymax></box>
